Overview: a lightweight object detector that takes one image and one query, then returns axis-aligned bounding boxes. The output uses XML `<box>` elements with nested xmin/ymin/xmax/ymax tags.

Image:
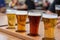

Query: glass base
<box><xmin>28</xmin><ymin>33</ymin><xmax>40</xmax><ymax>36</ymax></box>
<box><xmin>16</xmin><ymin>30</ymin><xmax>26</xmax><ymax>32</ymax></box>
<box><xmin>42</xmin><ymin>37</ymin><xmax>55</xmax><ymax>40</ymax></box>
<box><xmin>6</xmin><ymin>27</ymin><xmax>15</xmax><ymax>29</ymax></box>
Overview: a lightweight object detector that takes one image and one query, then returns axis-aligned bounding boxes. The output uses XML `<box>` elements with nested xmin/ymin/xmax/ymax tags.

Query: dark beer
<box><xmin>42</xmin><ymin>13</ymin><xmax>58</xmax><ymax>40</ymax></box>
<box><xmin>28</xmin><ymin>12</ymin><xmax>41</xmax><ymax>36</ymax></box>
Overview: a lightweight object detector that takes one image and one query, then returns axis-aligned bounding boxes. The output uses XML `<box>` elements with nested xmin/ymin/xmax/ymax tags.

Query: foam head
<box><xmin>28</xmin><ymin>11</ymin><xmax>42</xmax><ymax>16</ymax></box>
<box><xmin>6</xmin><ymin>9</ymin><xmax>17</xmax><ymax>14</ymax></box>
<box><xmin>16</xmin><ymin>10</ymin><xmax>27</xmax><ymax>15</ymax></box>
<box><xmin>42</xmin><ymin>13</ymin><xmax>58</xmax><ymax>18</ymax></box>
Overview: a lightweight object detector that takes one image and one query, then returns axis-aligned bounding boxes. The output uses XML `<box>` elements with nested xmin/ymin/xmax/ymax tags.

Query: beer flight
<box><xmin>6</xmin><ymin>9</ymin><xmax>58</xmax><ymax>40</ymax></box>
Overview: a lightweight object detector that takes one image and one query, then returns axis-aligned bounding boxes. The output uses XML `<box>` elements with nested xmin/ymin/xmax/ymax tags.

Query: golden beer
<box><xmin>42</xmin><ymin>13</ymin><xmax>58</xmax><ymax>40</ymax></box>
<box><xmin>6</xmin><ymin>9</ymin><xmax>16</xmax><ymax>29</ymax></box>
<box><xmin>16</xmin><ymin>11</ymin><xmax>27</xmax><ymax>32</ymax></box>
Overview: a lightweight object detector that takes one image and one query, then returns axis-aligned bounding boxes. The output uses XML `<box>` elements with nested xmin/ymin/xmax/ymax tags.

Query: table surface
<box><xmin>0</xmin><ymin>32</ymin><xmax>22</xmax><ymax>40</ymax></box>
<box><xmin>0</xmin><ymin>13</ymin><xmax>60</xmax><ymax>40</ymax></box>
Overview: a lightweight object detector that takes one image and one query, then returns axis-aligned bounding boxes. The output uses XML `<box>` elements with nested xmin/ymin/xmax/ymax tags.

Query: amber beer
<box><xmin>16</xmin><ymin>11</ymin><xmax>27</xmax><ymax>32</ymax></box>
<box><xmin>42</xmin><ymin>13</ymin><xmax>58</xmax><ymax>40</ymax></box>
<box><xmin>28</xmin><ymin>11</ymin><xmax>41</xmax><ymax>36</ymax></box>
<box><xmin>55</xmin><ymin>5</ymin><xmax>60</xmax><ymax>16</ymax></box>
<box><xmin>6</xmin><ymin>9</ymin><xmax>16</xmax><ymax>29</ymax></box>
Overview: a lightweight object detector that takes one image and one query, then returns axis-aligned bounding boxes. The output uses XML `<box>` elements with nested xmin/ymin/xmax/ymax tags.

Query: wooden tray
<box><xmin>0</xmin><ymin>22</ymin><xmax>44</xmax><ymax>40</ymax></box>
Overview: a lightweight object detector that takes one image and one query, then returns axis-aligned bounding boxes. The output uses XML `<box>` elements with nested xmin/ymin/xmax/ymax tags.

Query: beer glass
<box><xmin>6</xmin><ymin>9</ymin><xmax>16</xmax><ymax>29</ymax></box>
<box><xmin>42</xmin><ymin>13</ymin><xmax>58</xmax><ymax>40</ymax></box>
<box><xmin>28</xmin><ymin>10</ymin><xmax>42</xmax><ymax>36</ymax></box>
<box><xmin>55</xmin><ymin>5</ymin><xmax>60</xmax><ymax>16</ymax></box>
<box><xmin>16</xmin><ymin>11</ymin><xmax>27</xmax><ymax>32</ymax></box>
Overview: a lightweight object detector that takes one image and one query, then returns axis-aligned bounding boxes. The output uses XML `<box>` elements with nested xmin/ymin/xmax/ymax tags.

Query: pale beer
<box><xmin>6</xmin><ymin>9</ymin><xmax>16</xmax><ymax>29</ymax></box>
<box><xmin>42</xmin><ymin>13</ymin><xmax>58</xmax><ymax>40</ymax></box>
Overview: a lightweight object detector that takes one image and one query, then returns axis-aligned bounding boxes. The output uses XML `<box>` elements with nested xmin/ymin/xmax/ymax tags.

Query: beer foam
<box><xmin>16</xmin><ymin>11</ymin><xmax>27</xmax><ymax>15</ymax></box>
<box><xmin>55</xmin><ymin>5</ymin><xmax>60</xmax><ymax>10</ymax></box>
<box><xmin>28</xmin><ymin>12</ymin><xmax>41</xmax><ymax>16</ymax></box>
<box><xmin>42</xmin><ymin>13</ymin><xmax>58</xmax><ymax>18</ymax></box>
<box><xmin>6</xmin><ymin>9</ymin><xmax>17</xmax><ymax>14</ymax></box>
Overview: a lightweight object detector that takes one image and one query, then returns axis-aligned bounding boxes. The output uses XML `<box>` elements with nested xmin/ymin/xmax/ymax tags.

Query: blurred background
<box><xmin>5</xmin><ymin>0</ymin><xmax>43</xmax><ymax>9</ymax></box>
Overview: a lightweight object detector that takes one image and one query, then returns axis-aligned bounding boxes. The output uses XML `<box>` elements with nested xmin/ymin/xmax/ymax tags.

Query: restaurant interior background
<box><xmin>5</xmin><ymin>0</ymin><xmax>42</xmax><ymax>4</ymax></box>
<box><xmin>5</xmin><ymin>0</ymin><xmax>43</xmax><ymax>10</ymax></box>
<box><xmin>5</xmin><ymin>0</ymin><xmax>54</xmax><ymax>10</ymax></box>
